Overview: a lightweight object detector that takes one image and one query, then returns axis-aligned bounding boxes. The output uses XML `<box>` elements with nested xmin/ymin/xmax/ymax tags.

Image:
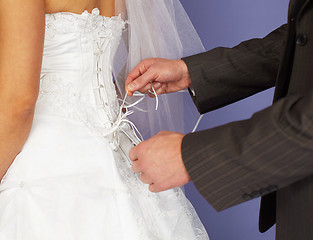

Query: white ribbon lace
<box><xmin>113</xmin><ymin>85</ymin><xmax>203</xmax><ymax>152</ymax></box>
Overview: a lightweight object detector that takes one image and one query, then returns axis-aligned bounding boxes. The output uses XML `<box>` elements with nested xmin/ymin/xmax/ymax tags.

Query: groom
<box><xmin>125</xmin><ymin>0</ymin><xmax>313</xmax><ymax>239</ymax></box>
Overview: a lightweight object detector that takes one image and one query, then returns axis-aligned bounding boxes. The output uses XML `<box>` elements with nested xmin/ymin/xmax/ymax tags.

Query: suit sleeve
<box><xmin>181</xmin><ymin>24</ymin><xmax>313</xmax><ymax>211</ymax></box>
<box><xmin>182</xmin><ymin>92</ymin><xmax>313</xmax><ymax>211</ymax></box>
<box><xmin>182</xmin><ymin>24</ymin><xmax>287</xmax><ymax>114</ymax></box>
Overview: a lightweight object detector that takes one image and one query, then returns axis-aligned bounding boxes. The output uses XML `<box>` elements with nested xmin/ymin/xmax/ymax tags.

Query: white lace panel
<box><xmin>37</xmin><ymin>9</ymin><xmax>126</xmax><ymax>138</ymax></box>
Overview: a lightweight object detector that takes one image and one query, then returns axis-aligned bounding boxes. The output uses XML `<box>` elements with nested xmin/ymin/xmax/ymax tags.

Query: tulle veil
<box><xmin>113</xmin><ymin>0</ymin><xmax>205</xmax><ymax>138</ymax></box>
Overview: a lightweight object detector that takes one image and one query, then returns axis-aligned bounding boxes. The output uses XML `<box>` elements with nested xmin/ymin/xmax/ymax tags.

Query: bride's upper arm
<box><xmin>0</xmin><ymin>0</ymin><xmax>45</xmax><ymax>110</ymax></box>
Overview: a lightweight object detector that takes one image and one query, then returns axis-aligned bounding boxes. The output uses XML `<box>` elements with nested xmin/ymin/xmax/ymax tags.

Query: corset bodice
<box><xmin>36</xmin><ymin>9</ymin><xmax>126</xmax><ymax>135</ymax></box>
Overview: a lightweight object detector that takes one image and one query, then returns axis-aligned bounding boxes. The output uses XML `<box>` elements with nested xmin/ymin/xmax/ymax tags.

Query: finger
<box><xmin>149</xmin><ymin>181</ymin><xmax>171</xmax><ymax>193</ymax></box>
<box><xmin>125</xmin><ymin>72</ymin><xmax>141</xmax><ymax>97</ymax></box>
<box><xmin>128</xmin><ymin>146</ymin><xmax>138</xmax><ymax>162</ymax></box>
<box><xmin>135</xmin><ymin>88</ymin><xmax>156</xmax><ymax>97</ymax></box>
<box><xmin>127</xmin><ymin>69</ymin><xmax>158</xmax><ymax>93</ymax></box>
<box><xmin>155</xmin><ymin>84</ymin><xmax>167</xmax><ymax>95</ymax></box>
<box><xmin>125</xmin><ymin>62</ymin><xmax>148</xmax><ymax>87</ymax></box>
<box><xmin>138</xmin><ymin>82</ymin><xmax>153</xmax><ymax>94</ymax></box>
<box><xmin>131</xmin><ymin>161</ymin><xmax>142</xmax><ymax>173</ymax></box>
<box><xmin>145</xmin><ymin>82</ymin><xmax>164</xmax><ymax>97</ymax></box>
<box><xmin>149</xmin><ymin>183</ymin><xmax>164</xmax><ymax>193</ymax></box>
<box><xmin>148</xmin><ymin>92</ymin><xmax>156</xmax><ymax>98</ymax></box>
<box><xmin>139</xmin><ymin>173</ymin><xmax>152</xmax><ymax>184</ymax></box>
<box><xmin>152</xmin><ymin>82</ymin><xmax>162</xmax><ymax>90</ymax></box>
<box><xmin>126</xmin><ymin>60</ymin><xmax>153</xmax><ymax>95</ymax></box>
<box><xmin>148</xmin><ymin>183</ymin><xmax>157</xmax><ymax>193</ymax></box>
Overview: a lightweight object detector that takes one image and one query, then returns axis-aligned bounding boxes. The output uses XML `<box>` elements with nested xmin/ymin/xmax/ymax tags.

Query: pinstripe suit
<box><xmin>181</xmin><ymin>0</ymin><xmax>313</xmax><ymax>239</ymax></box>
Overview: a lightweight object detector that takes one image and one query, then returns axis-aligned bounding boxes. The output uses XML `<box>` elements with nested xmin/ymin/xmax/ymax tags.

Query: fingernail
<box><xmin>127</xmin><ymin>83</ymin><xmax>135</xmax><ymax>91</ymax></box>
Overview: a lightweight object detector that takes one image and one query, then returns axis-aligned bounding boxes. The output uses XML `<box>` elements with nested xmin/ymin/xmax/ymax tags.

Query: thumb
<box><xmin>125</xmin><ymin>60</ymin><xmax>153</xmax><ymax>93</ymax></box>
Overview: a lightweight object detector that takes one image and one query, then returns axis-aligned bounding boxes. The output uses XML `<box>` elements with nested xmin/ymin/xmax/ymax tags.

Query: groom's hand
<box><xmin>129</xmin><ymin>131</ymin><xmax>191</xmax><ymax>192</ymax></box>
<box><xmin>125</xmin><ymin>58</ymin><xmax>191</xmax><ymax>97</ymax></box>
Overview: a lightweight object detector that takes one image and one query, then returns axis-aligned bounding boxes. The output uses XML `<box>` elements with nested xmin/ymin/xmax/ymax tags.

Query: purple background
<box><xmin>179</xmin><ymin>0</ymin><xmax>290</xmax><ymax>239</ymax></box>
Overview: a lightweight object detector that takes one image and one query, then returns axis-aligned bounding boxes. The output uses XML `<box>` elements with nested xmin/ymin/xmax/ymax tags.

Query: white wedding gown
<box><xmin>0</xmin><ymin>9</ymin><xmax>209</xmax><ymax>240</ymax></box>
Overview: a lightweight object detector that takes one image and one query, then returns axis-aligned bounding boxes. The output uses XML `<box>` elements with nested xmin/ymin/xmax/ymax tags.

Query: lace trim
<box><xmin>45</xmin><ymin>8</ymin><xmax>126</xmax><ymax>39</ymax></box>
<box><xmin>36</xmin><ymin>73</ymin><xmax>114</xmax><ymax>135</ymax></box>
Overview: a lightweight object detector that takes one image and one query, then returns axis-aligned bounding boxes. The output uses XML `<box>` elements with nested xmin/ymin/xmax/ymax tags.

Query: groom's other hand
<box><xmin>125</xmin><ymin>58</ymin><xmax>191</xmax><ymax>97</ymax></box>
<box><xmin>129</xmin><ymin>131</ymin><xmax>191</xmax><ymax>192</ymax></box>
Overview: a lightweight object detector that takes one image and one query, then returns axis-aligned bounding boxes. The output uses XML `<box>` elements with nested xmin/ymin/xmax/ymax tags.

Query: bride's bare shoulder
<box><xmin>45</xmin><ymin>0</ymin><xmax>115</xmax><ymax>17</ymax></box>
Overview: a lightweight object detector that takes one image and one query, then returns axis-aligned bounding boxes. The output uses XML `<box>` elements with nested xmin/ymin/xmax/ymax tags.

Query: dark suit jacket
<box><xmin>181</xmin><ymin>0</ymin><xmax>313</xmax><ymax>239</ymax></box>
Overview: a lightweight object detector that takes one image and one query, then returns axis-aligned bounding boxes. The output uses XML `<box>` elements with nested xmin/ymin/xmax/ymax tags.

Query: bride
<box><xmin>0</xmin><ymin>0</ymin><xmax>209</xmax><ymax>239</ymax></box>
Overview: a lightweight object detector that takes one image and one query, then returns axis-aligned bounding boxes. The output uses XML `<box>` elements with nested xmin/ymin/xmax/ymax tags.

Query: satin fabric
<box><xmin>0</xmin><ymin>9</ymin><xmax>209</xmax><ymax>240</ymax></box>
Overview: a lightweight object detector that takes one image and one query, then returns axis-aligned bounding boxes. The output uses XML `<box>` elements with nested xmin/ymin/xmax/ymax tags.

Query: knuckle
<box><xmin>137</xmin><ymin>141</ymin><xmax>147</xmax><ymax>153</ymax></box>
<box><xmin>136</xmin><ymin>142</ymin><xmax>143</xmax><ymax>152</ymax></box>
<box><xmin>151</xmin><ymin>70</ymin><xmax>159</xmax><ymax>80</ymax></box>
<box><xmin>132</xmin><ymin>163</ymin><xmax>141</xmax><ymax>173</ymax></box>
<box><xmin>136</xmin><ymin>77</ymin><xmax>147</xmax><ymax>87</ymax></box>
<box><xmin>128</xmin><ymin>150</ymin><xmax>134</xmax><ymax>160</ymax></box>
<box><xmin>129</xmin><ymin>147</ymin><xmax>137</xmax><ymax>159</ymax></box>
<box><xmin>140</xmin><ymin>174</ymin><xmax>150</xmax><ymax>184</ymax></box>
<box><xmin>139</xmin><ymin>173</ymin><xmax>145</xmax><ymax>181</ymax></box>
<box><xmin>153</xmin><ymin>82</ymin><xmax>162</xmax><ymax>89</ymax></box>
<box><xmin>156</xmin><ymin>88</ymin><xmax>163</xmax><ymax>95</ymax></box>
<box><xmin>158</xmin><ymin>130</ymin><xmax>167</xmax><ymax>136</ymax></box>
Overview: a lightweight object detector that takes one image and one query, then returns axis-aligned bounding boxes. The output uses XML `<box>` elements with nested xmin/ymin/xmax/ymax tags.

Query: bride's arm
<box><xmin>0</xmin><ymin>0</ymin><xmax>45</xmax><ymax>179</ymax></box>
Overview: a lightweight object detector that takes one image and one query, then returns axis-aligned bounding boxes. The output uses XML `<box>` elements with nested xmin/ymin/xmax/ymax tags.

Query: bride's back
<box><xmin>45</xmin><ymin>0</ymin><xmax>115</xmax><ymax>17</ymax></box>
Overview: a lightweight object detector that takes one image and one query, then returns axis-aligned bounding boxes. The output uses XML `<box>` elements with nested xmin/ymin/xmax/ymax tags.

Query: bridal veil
<box><xmin>113</xmin><ymin>0</ymin><xmax>205</xmax><ymax>138</ymax></box>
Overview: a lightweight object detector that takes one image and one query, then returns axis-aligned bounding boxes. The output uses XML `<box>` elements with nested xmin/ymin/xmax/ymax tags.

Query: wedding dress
<box><xmin>0</xmin><ymin>9</ymin><xmax>209</xmax><ymax>240</ymax></box>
